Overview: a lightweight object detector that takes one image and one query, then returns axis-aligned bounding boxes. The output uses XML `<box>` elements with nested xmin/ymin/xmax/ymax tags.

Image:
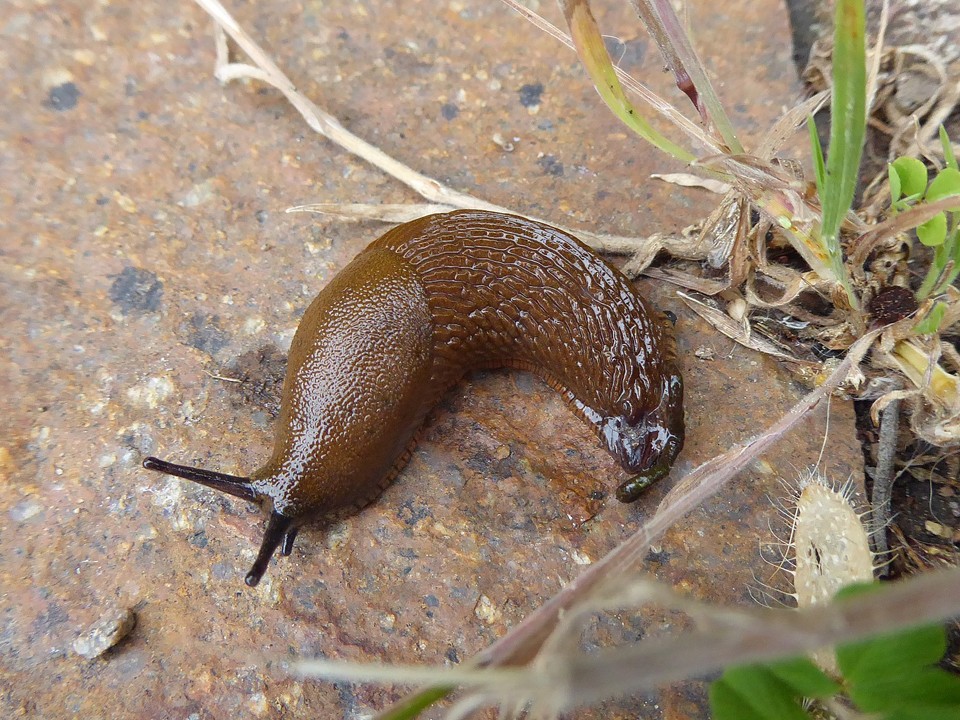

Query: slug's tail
<box><xmin>142</xmin><ymin>456</ymin><xmax>296</xmax><ymax>587</ymax></box>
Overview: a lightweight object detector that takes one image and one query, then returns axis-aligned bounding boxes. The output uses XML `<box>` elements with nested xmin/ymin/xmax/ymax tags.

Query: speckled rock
<box><xmin>0</xmin><ymin>0</ymin><xmax>862</xmax><ymax>718</ymax></box>
<box><xmin>72</xmin><ymin>605</ymin><xmax>137</xmax><ymax>659</ymax></box>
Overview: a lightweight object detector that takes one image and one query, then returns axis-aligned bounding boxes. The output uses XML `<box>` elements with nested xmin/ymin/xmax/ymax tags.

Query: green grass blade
<box><xmin>820</xmin><ymin>0</ymin><xmax>866</xmax><ymax>241</ymax></box>
<box><xmin>374</xmin><ymin>686</ymin><xmax>454</xmax><ymax>720</ymax></box>
<box><xmin>819</xmin><ymin>0</ymin><xmax>866</xmax><ymax>308</ymax></box>
<box><xmin>941</xmin><ymin>125</ymin><xmax>958</xmax><ymax>171</ymax></box>
<box><xmin>808</xmin><ymin>115</ymin><xmax>826</xmax><ymax>191</ymax></box>
<box><xmin>561</xmin><ymin>0</ymin><xmax>695</xmax><ymax>163</ymax></box>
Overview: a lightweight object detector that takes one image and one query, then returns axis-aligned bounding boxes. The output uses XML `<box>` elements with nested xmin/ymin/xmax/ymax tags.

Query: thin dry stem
<box><xmin>305</xmin><ymin>566</ymin><xmax>960</xmax><ymax>717</ymax></box>
<box><xmin>376</xmin><ymin>329</ymin><xmax>882</xmax><ymax>717</ymax></box>
<box><xmin>197</xmin><ymin>0</ymin><xmax>507</xmax><ymax>213</ymax></box>
<box><xmin>500</xmin><ymin>0</ymin><xmax>722</xmax><ymax>155</ymax></box>
<box><xmin>871</xmin><ymin>396</ymin><xmax>900</xmax><ymax>566</ymax></box>
<box><xmin>850</xmin><ymin>195</ymin><xmax>960</xmax><ymax>269</ymax></box>
<box><xmin>197</xmin><ymin>0</ymin><xmax>669</xmax><ymax>260</ymax></box>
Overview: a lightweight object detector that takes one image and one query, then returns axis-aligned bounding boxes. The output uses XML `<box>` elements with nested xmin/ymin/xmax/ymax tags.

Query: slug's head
<box><xmin>601</xmin><ymin>369</ymin><xmax>685</xmax><ymax>503</ymax></box>
<box><xmin>142</xmin><ymin>456</ymin><xmax>298</xmax><ymax>587</ymax></box>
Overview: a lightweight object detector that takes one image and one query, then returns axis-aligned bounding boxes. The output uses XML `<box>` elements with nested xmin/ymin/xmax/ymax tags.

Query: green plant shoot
<box><xmin>808</xmin><ymin>0</ymin><xmax>866</xmax><ymax>310</ymax></box>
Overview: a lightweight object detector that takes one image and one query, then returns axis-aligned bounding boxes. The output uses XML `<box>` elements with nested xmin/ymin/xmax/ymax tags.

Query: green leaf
<box><xmin>713</xmin><ymin>665</ymin><xmax>810</xmax><ymax>720</ymax></box>
<box><xmin>919</xmin><ymin>241</ymin><xmax>954</xmax><ymax>298</ymax></box>
<box><xmin>849</xmin><ymin>667</ymin><xmax>960</xmax><ymax>713</ymax></box>
<box><xmin>941</xmin><ymin>125</ymin><xmax>958</xmax><ymax>171</ymax></box>
<box><xmin>819</xmin><ymin>0</ymin><xmax>867</xmax><ymax>245</ymax></box>
<box><xmin>925</xmin><ymin>167</ymin><xmax>960</xmax><ymax>202</ymax></box>
<box><xmin>766</xmin><ymin>657</ymin><xmax>840</xmax><ymax>698</ymax></box>
<box><xmin>914</xmin><ymin>301</ymin><xmax>947</xmax><ymax>334</ymax></box>
<box><xmin>917</xmin><ymin>213</ymin><xmax>948</xmax><ymax>247</ymax></box>
<box><xmin>810</xmin><ymin>115</ymin><xmax>826</xmax><ymax>192</ymax></box>
<box><xmin>888</xmin><ymin>163</ymin><xmax>902</xmax><ymax>207</ymax></box>
<box><xmin>836</xmin><ymin>622</ymin><xmax>947</xmax><ymax>685</ymax></box>
<box><xmin>808</xmin><ymin>0</ymin><xmax>864</xmax><ymax>310</ymax></box>
<box><xmin>709</xmin><ymin>678</ymin><xmax>771</xmax><ymax>720</ymax></box>
<box><xmin>891</xmin><ymin>157</ymin><xmax>928</xmax><ymax>199</ymax></box>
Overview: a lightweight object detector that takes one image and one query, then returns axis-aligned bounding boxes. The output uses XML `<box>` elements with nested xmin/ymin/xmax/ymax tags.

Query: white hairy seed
<box><xmin>793</xmin><ymin>476</ymin><xmax>874</xmax><ymax>674</ymax></box>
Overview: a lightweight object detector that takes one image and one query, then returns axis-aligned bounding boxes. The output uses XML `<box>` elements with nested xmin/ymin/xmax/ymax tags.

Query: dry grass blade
<box><xmin>743</xmin><ymin>269</ymin><xmax>811</xmax><ymax>309</ymax></box>
<box><xmin>628</xmin><ymin>0</ymin><xmax>744</xmax><ymax>154</ymax></box>
<box><xmin>756</xmin><ymin>90</ymin><xmax>829</xmax><ymax>160</ymax></box>
<box><xmin>289</xmin><ymin>201</ymin><xmax>670</xmax><ymax>258</ymax></box>
<box><xmin>677</xmin><ymin>292</ymin><xmax>809</xmax><ymax>363</ymax></box>
<box><xmin>850</xmin><ymin>195</ymin><xmax>960</xmax><ymax>268</ymax></box>
<box><xmin>713</xmin><ymin>157</ymin><xmax>837</xmax><ymax>283</ymax></box>
<box><xmin>651</xmin><ymin>173</ymin><xmax>730</xmax><ymax>194</ymax></box>
<box><xmin>554</xmin><ymin>566</ymin><xmax>960</xmax><ymax>708</ymax></box>
<box><xmin>865</xmin><ymin>0</ymin><xmax>890</xmax><ymax>114</ymax></box>
<box><xmin>196</xmin><ymin>0</ymin><xmax>508</xmax><ymax>214</ymax></box>
<box><xmin>308</xmin><ymin>565</ymin><xmax>960</xmax><ymax>717</ymax></box>
<box><xmin>308</xmin><ymin>568</ymin><xmax>960</xmax><ymax>717</ymax></box>
<box><xmin>886</xmin><ymin>47</ymin><xmax>960</xmax><ymax>164</ymax></box>
<box><xmin>287</xmin><ymin>203</ymin><xmax>457</xmax><ymax>223</ymax></box>
<box><xmin>196</xmin><ymin>0</ymin><xmax>673</xmax><ymax>259</ymax></box>
<box><xmin>641</xmin><ymin>267</ymin><xmax>728</xmax><ymax>295</ymax></box>
<box><xmin>657</xmin><ymin>329</ymin><xmax>880</xmax><ymax>512</ymax></box>
<box><xmin>375</xmin><ymin>330</ymin><xmax>882</xmax><ymax>718</ymax></box>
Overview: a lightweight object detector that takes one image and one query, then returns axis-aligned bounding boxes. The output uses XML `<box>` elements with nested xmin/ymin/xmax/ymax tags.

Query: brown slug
<box><xmin>143</xmin><ymin>210</ymin><xmax>684</xmax><ymax>586</ymax></box>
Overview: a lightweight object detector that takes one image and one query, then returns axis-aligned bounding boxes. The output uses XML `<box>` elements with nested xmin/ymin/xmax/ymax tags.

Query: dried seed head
<box><xmin>793</xmin><ymin>471</ymin><xmax>874</xmax><ymax>673</ymax></box>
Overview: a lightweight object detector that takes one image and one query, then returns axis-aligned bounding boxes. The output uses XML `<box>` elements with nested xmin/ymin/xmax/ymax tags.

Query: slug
<box><xmin>144</xmin><ymin>210</ymin><xmax>684</xmax><ymax>586</ymax></box>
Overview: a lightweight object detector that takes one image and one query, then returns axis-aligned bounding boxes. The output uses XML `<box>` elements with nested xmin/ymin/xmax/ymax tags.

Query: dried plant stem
<box><xmin>197</xmin><ymin>0</ymin><xmax>507</xmax><ymax>213</ymax></box>
<box><xmin>306</xmin><ymin>566</ymin><xmax>960</xmax><ymax>715</ymax></box>
<box><xmin>871</xmin><ymin>397</ymin><xmax>900</xmax><ymax>567</ymax></box>
<box><xmin>850</xmin><ymin>195</ymin><xmax>960</xmax><ymax>269</ymax></box>
<box><xmin>376</xmin><ymin>328</ymin><xmax>882</xmax><ymax>718</ymax></box>
<box><xmin>194</xmin><ymin>0</ymin><xmax>675</xmax><ymax>263</ymax></box>
<box><xmin>554</xmin><ymin>566</ymin><xmax>960</xmax><ymax>707</ymax></box>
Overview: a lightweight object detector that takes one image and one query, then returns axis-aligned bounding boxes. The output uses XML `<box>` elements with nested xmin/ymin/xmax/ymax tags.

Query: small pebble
<box><xmin>73</xmin><ymin>606</ymin><xmax>137</xmax><ymax>659</ymax></box>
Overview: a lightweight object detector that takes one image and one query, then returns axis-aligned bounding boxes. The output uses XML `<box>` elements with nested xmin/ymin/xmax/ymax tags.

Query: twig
<box><xmin>871</xmin><ymin>397</ymin><xmax>900</xmax><ymax>569</ymax></box>
<box><xmin>375</xmin><ymin>328</ymin><xmax>883</xmax><ymax>718</ymax></box>
<box><xmin>193</xmin><ymin>0</ymin><xmax>674</xmax><ymax>260</ymax></box>
<box><xmin>196</xmin><ymin>0</ymin><xmax>507</xmax><ymax>213</ymax></box>
<box><xmin>303</xmin><ymin>565</ymin><xmax>960</xmax><ymax>716</ymax></box>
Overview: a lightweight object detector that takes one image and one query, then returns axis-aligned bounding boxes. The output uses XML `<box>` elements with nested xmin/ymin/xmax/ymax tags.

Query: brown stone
<box><xmin>0</xmin><ymin>0</ymin><xmax>863</xmax><ymax>718</ymax></box>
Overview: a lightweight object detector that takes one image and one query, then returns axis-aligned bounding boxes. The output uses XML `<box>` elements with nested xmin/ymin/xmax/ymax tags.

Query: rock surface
<box><xmin>1</xmin><ymin>0</ymin><xmax>863</xmax><ymax>718</ymax></box>
<box><xmin>72</xmin><ymin>605</ymin><xmax>137</xmax><ymax>659</ymax></box>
